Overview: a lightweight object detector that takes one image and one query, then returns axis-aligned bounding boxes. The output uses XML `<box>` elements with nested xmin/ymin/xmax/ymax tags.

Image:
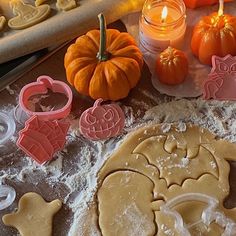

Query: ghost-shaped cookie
<box><xmin>2</xmin><ymin>192</ymin><xmax>62</xmax><ymax>236</ymax></box>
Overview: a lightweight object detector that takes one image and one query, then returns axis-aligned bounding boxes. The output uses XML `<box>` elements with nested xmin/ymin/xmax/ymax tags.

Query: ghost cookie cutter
<box><xmin>19</xmin><ymin>75</ymin><xmax>73</xmax><ymax>121</ymax></box>
<box><xmin>160</xmin><ymin>193</ymin><xmax>236</xmax><ymax>236</ymax></box>
<box><xmin>8</xmin><ymin>0</ymin><xmax>50</xmax><ymax>30</ymax></box>
<box><xmin>79</xmin><ymin>99</ymin><xmax>125</xmax><ymax>141</ymax></box>
<box><xmin>203</xmin><ymin>55</ymin><xmax>236</xmax><ymax>100</ymax></box>
<box><xmin>0</xmin><ymin>185</ymin><xmax>16</xmax><ymax>211</ymax></box>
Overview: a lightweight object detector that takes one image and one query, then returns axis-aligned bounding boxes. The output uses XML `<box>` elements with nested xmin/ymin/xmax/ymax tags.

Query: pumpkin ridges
<box><xmin>64</xmin><ymin>14</ymin><xmax>143</xmax><ymax>101</ymax></box>
<box><xmin>191</xmin><ymin>25</ymin><xmax>208</xmax><ymax>57</ymax></box>
<box><xmin>198</xmin><ymin>29</ymin><xmax>221</xmax><ymax>65</ymax></box>
<box><xmin>64</xmin><ymin>39</ymin><xmax>98</xmax><ymax>68</ymax></box>
<box><xmin>110</xmin><ymin>57</ymin><xmax>141</xmax><ymax>89</ymax></box>
<box><xmin>112</xmin><ymin>45</ymin><xmax>143</xmax><ymax>69</ymax></box>
<box><xmin>220</xmin><ymin>28</ymin><xmax>236</xmax><ymax>56</ymax></box>
<box><xmin>66</xmin><ymin>57</ymin><xmax>96</xmax><ymax>85</ymax></box>
<box><xmin>107</xmin><ymin>32</ymin><xmax>137</xmax><ymax>52</ymax></box>
<box><xmin>104</xmin><ymin>61</ymin><xmax>130</xmax><ymax>100</ymax></box>
<box><xmin>86</xmin><ymin>30</ymin><xmax>100</xmax><ymax>48</ymax></box>
<box><xmin>89</xmin><ymin>63</ymin><xmax>110</xmax><ymax>100</ymax></box>
<box><xmin>74</xmin><ymin>63</ymin><xmax>97</xmax><ymax>96</ymax></box>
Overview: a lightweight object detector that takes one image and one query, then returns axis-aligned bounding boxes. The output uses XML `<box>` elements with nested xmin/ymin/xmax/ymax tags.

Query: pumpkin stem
<box><xmin>97</xmin><ymin>13</ymin><xmax>109</xmax><ymax>61</ymax></box>
<box><xmin>94</xmin><ymin>98</ymin><xmax>103</xmax><ymax>107</ymax></box>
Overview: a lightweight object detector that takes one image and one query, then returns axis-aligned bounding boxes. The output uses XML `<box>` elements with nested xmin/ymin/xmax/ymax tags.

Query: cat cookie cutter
<box><xmin>0</xmin><ymin>185</ymin><xmax>16</xmax><ymax>210</ymax></box>
<box><xmin>203</xmin><ymin>55</ymin><xmax>236</xmax><ymax>100</ymax></box>
<box><xmin>18</xmin><ymin>75</ymin><xmax>73</xmax><ymax>121</ymax></box>
<box><xmin>160</xmin><ymin>193</ymin><xmax>236</xmax><ymax>236</ymax></box>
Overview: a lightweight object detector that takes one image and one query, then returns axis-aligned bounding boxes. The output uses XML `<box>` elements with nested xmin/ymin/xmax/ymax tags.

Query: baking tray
<box><xmin>0</xmin><ymin>0</ymin><xmax>145</xmax><ymax>63</ymax></box>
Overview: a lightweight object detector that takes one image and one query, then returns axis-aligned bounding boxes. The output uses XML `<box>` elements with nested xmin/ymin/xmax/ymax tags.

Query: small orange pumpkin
<box><xmin>156</xmin><ymin>47</ymin><xmax>188</xmax><ymax>85</ymax></box>
<box><xmin>64</xmin><ymin>14</ymin><xmax>143</xmax><ymax>101</ymax></box>
<box><xmin>191</xmin><ymin>13</ymin><xmax>236</xmax><ymax>65</ymax></box>
<box><xmin>184</xmin><ymin>0</ymin><xmax>232</xmax><ymax>9</ymax></box>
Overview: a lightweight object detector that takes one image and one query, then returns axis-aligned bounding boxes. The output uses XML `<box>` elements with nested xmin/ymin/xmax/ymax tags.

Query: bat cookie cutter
<box><xmin>18</xmin><ymin>75</ymin><xmax>73</xmax><ymax>121</ymax></box>
<box><xmin>160</xmin><ymin>193</ymin><xmax>236</xmax><ymax>236</ymax></box>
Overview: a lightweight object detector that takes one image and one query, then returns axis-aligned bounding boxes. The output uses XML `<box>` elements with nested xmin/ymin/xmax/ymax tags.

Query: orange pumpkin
<box><xmin>184</xmin><ymin>0</ymin><xmax>232</xmax><ymax>9</ymax></box>
<box><xmin>156</xmin><ymin>47</ymin><xmax>188</xmax><ymax>85</ymax></box>
<box><xmin>191</xmin><ymin>13</ymin><xmax>236</xmax><ymax>65</ymax></box>
<box><xmin>64</xmin><ymin>14</ymin><xmax>143</xmax><ymax>101</ymax></box>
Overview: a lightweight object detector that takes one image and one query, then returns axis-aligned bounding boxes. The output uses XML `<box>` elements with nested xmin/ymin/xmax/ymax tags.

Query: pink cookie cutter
<box><xmin>19</xmin><ymin>75</ymin><xmax>73</xmax><ymax>121</ymax></box>
<box><xmin>17</xmin><ymin>115</ymin><xmax>70</xmax><ymax>164</ymax></box>
<box><xmin>79</xmin><ymin>99</ymin><xmax>125</xmax><ymax>141</ymax></box>
<box><xmin>203</xmin><ymin>55</ymin><xmax>236</xmax><ymax>100</ymax></box>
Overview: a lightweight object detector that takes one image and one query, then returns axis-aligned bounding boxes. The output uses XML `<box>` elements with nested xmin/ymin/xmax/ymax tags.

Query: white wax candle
<box><xmin>139</xmin><ymin>3</ymin><xmax>186</xmax><ymax>52</ymax></box>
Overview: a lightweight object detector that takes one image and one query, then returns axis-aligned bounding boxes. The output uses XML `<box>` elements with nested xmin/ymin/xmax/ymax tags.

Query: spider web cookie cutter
<box><xmin>160</xmin><ymin>193</ymin><xmax>236</xmax><ymax>236</ymax></box>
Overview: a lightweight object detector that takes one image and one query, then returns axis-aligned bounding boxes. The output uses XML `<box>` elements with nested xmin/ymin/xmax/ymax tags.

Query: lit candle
<box><xmin>191</xmin><ymin>0</ymin><xmax>236</xmax><ymax>65</ymax></box>
<box><xmin>139</xmin><ymin>0</ymin><xmax>187</xmax><ymax>53</ymax></box>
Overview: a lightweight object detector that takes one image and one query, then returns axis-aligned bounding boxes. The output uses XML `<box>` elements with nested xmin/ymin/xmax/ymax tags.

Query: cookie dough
<box><xmin>8</xmin><ymin>0</ymin><xmax>50</xmax><ymax>30</ymax></box>
<box><xmin>2</xmin><ymin>192</ymin><xmax>62</xmax><ymax>236</ymax></box>
<box><xmin>35</xmin><ymin>0</ymin><xmax>47</xmax><ymax>7</ymax></box>
<box><xmin>96</xmin><ymin>124</ymin><xmax>236</xmax><ymax>235</ymax></box>
<box><xmin>0</xmin><ymin>16</ymin><xmax>6</xmax><ymax>31</ymax></box>
<box><xmin>56</xmin><ymin>0</ymin><xmax>76</xmax><ymax>11</ymax></box>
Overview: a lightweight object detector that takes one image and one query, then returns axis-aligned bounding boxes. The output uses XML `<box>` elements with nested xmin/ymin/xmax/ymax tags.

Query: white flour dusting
<box><xmin>1</xmin><ymin>96</ymin><xmax>236</xmax><ymax>235</ymax></box>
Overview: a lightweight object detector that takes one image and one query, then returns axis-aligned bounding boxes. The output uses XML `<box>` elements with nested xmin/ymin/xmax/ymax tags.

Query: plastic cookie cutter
<box><xmin>17</xmin><ymin>75</ymin><xmax>73</xmax><ymax>122</ymax></box>
<box><xmin>0</xmin><ymin>185</ymin><xmax>16</xmax><ymax>210</ymax></box>
<box><xmin>203</xmin><ymin>55</ymin><xmax>236</xmax><ymax>100</ymax></box>
<box><xmin>17</xmin><ymin>115</ymin><xmax>70</xmax><ymax>164</ymax></box>
<box><xmin>160</xmin><ymin>193</ymin><xmax>236</xmax><ymax>236</ymax></box>
<box><xmin>0</xmin><ymin>112</ymin><xmax>16</xmax><ymax>145</ymax></box>
<box><xmin>79</xmin><ymin>99</ymin><xmax>125</xmax><ymax>141</ymax></box>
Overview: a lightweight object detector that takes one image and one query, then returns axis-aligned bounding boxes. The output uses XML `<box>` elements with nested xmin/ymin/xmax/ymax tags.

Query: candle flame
<box><xmin>161</xmin><ymin>6</ymin><xmax>168</xmax><ymax>23</ymax></box>
<box><xmin>218</xmin><ymin>0</ymin><xmax>224</xmax><ymax>16</ymax></box>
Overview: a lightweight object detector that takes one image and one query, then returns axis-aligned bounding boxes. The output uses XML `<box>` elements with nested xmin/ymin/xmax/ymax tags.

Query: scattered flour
<box><xmin>1</xmin><ymin>97</ymin><xmax>236</xmax><ymax>235</ymax></box>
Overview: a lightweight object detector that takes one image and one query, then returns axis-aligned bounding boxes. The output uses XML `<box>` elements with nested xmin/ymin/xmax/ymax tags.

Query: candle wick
<box><xmin>218</xmin><ymin>0</ymin><xmax>224</xmax><ymax>16</ymax></box>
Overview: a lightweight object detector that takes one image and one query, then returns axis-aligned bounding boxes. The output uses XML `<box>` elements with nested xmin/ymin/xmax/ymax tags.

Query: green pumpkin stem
<box><xmin>97</xmin><ymin>13</ymin><xmax>109</xmax><ymax>61</ymax></box>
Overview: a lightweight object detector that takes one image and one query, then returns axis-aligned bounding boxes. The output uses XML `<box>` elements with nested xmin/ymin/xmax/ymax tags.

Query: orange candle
<box><xmin>191</xmin><ymin>0</ymin><xmax>236</xmax><ymax>65</ymax></box>
<box><xmin>184</xmin><ymin>0</ymin><xmax>232</xmax><ymax>9</ymax></box>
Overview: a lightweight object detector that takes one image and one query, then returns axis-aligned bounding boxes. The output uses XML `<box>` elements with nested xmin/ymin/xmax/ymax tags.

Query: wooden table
<box><xmin>0</xmin><ymin>20</ymin><xmax>236</xmax><ymax>236</ymax></box>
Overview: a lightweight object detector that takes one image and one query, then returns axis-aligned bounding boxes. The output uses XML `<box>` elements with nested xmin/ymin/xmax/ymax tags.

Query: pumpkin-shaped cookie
<box><xmin>156</xmin><ymin>47</ymin><xmax>188</xmax><ymax>85</ymax></box>
<box><xmin>64</xmin><ymin>14</ymin><xmax>143</xmax><ymax>101</ymax></box>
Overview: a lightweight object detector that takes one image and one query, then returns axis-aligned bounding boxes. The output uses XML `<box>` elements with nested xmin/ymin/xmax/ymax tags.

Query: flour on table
<box><xmin>1</xmin><ymin>98</ymin><xmax>236</xmax><ymax>235</ymax></box>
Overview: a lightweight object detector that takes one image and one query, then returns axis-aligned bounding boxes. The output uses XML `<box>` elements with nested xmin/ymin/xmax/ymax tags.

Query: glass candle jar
<box><xmin>139</xmin><ymin>0</ymin><xmax>187</xmax><ymax>53</ymax></box>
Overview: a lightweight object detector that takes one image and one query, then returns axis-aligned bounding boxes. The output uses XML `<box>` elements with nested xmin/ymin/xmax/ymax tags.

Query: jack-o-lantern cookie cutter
<box><xmin>160</xmin><ymin>193</ymin><xmax>236</xmax><ymax>236</ymax></box>
<box><xmin>17</xmin><ymin>75</ymin><xmax>72</xmax><ymax>122</ymax></box>
<box><xmin>79</xmin><ymin>99</ymin><xmax>125</xmax><ymax>141</ymax></box>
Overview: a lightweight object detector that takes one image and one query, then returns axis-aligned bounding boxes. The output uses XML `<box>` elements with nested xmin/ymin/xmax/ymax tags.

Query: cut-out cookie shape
<box><xmin>79</xmin><ymin>99</ymin><xmax>125</xmax><ymax>141</ymax></box>
<box><xmin>0</xmin><ymin>16</ymin><xmax>6</xmax><ymax>31</ymax></box>
<box><xmin>56</xmin><ymin>0</ymin><xmax>76</xmax><ymax>11</ymax></box>
<box><xmin>8</xmin><ymin>0</ymin><xmax>50</xmax><ymax>30</ymax></box>
<box><xmin>203</xmin><ymin>55</ymin><xmax>236</xmax><ymax>100</ymax></box>
<box><xmin>2</xmin><ymin>192</ymin><xmax>62</xmax><ymax>236</ymax></box>
<box><xmin>35</xmin><ymin>0</ymin><xmax>47</xmax><ymax>7</ymax></box>
<box><xmin>95</xmin><ymin>124</ymin><xmax>236</xmax><ymax>235</ymax></box>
